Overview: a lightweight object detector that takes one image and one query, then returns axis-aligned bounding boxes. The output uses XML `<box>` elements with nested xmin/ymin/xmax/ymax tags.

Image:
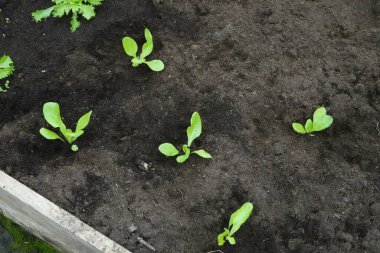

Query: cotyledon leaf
<box><xmin>312</xmin><ymin>107</ymin><xmax>333</xmax><ymax>131</ymax></box>
<box><xmin>144</xmin><ymin>60</ymin><xmax>164</xmax><ymax>72</ymax></box>
<box><xmin>192</xmin><ymin>149</ymin><xmax>212</xmax><ymax>158</ymax></box>
<box><xmin>292</xmin><ymin>123</ymin><xmax>306</xmax><ymax>134</ymax></box>
<box><xmin>122</xmin><ymin>37</ymin><xmax>138</xmax><ymax>58</ymax></box>
<box><xmin>159</xmin><ymin>143</ymin><xmax>179</xmax><ymax>157</ymax></box>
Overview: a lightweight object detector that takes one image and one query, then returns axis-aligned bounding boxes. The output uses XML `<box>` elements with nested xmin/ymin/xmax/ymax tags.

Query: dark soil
<box><xmin>1</xmin><ymin>0</ymin><xmax>380</xmax><ymax>252</ymax></box>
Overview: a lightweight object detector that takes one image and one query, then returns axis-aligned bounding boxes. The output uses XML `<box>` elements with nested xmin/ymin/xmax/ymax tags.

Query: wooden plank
<box><xmin>0</xmin><ymin>170</ymin><xmax>132</xmax><ymax>253</ymax></box>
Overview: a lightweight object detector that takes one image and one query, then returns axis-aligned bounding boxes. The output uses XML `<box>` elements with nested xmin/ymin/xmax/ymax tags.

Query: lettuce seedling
<box><xmin>122</xmin><ymin>28</ymin><xmax>165</xmax><ymax>72</ymax></box>
<box><xmin>218</xmin><ymin>202</ymin><xmax>253</xmax><ymax>246</ymax></box>
<box><xmin>32</xmin><ymin>0</ymin><xmax>103</xmax><ymax>32</ymax></box>
<box><xmin>0</xmin><ymin>55</ymin><xmax>15</xmax><ymax>92</ymax></box>
<box><xmin>159</xmin><ymin>112</ymin><xmax>211</xmax><ymax>163</ymax></box>
<box><xmin>292</xmin><ymin>107</ymin><xmax>333</xmax><ymax>135</ymax></box>
<box><xmin>39</xmin><ymin>102</ymin><xmax>92</xmax><ymax>151</ymax></box>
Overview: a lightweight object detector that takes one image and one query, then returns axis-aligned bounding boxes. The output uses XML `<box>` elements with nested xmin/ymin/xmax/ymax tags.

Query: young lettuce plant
<box><xmin>32</xmin><ymin>0</ymin><xmax>103</xmax><ymax>32</ymax></box>
<box><xmin>218</xmin><ymin>202</ymin><xmax>253</xmax><ymax>246</ymax></box>
<box><xmin>292</xmin><ymin>107</ymin><xmax>333</xmax><ymax>135</ymax></box>
<box><xmin>0</xmin><ymin>55</ymin><xmax>15</xmax><ymax>92</ymax></box>
<box><xmin>122</xmin><ymin>28</ymin><xmax>165</xmax><ymax>72</ymax></box>
<box><xmin>159</xmin><ymin>112</ymin><xmax>211</xmax><ymax>163</ymax></box>
<box><xmin>39</xmin><ymin>102</ymin><xmax>92</xmax><ymax>151</ymax></box>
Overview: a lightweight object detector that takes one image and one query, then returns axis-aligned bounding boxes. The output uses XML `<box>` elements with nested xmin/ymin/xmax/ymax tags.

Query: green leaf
<box><xmin>66</xmin><ymin>129</ymin><xmax>83</xmax><ymax>140</ymax></box>
<box><xmin>61</xmin><ymin>128</ymin><xmax>75</xmax><ymax>144</ymax></box>
<box><xmin>122</xmin><ymin>37</ymin><xmax>138</xmax><ymax>58</ymax></box>
<box><xmin>319</xmin><ymin>115</ymin><xmax>333</xmax><ymax>130</ymax></box>
<box><xmin>32</xmin><ymin>7</ymin><xmax>55</xmax><ymax>22</ymax></box>
<box><xmin>70</xmin><ymin>12</ymin><xmax>81</xmax><ymax>32</ymax></box>
<box><xmin>313</xmin><ymin>107</ymin><xmax>326</xmax><ymax>122</ymax></box>
<box><xmin>0</xmin><ymin>55</ymin><xmax>15</xmax><ymax>79</ymax></box>
<box><xmin>0</xmin><ymin>55</ymin><xmax>13</xmax><ymax>69</ymax></box>
<box><xmin>228</xmin><ymin>202</ymin><xmax>253</xmax><ymax>236</ymax></box>
<box><xmin>227</xmin><ymin>236</ymin><xmax>236</xmax><ymax>245</ymax></box>
<box><xmin>312</xmin><ymin>107</ymin><xmax>333</xmax><ymax>132</ymax></box>
<box><xmin>43</xmin><ymin>102</ymin><xmax>63</xmax><ymax>128</ymax></box>
<box><xmin>305</xmin><ymin>119</ymin><xmax>313</xmax><ymax>133</ymax></box>
<box><xmin>71</xmin><ymin>145</ymin><xmax>79</xmax><ymax>152</ymax></box>
<box><xmin>39</xmin><ymin>128</ymin><xmax>63</xmax><ymax>141</ymax></box>
<box><xmin>144</xmin><ymin>60</ymin><xmax>164</xmax><ymax>72</ymax></box>
<box><xmin>192</xmin><ymin>149</ymin><xmax>212</xmax><ymax>158</ymax></box>
<box><xmin>186</xmin><ymin>112</ymin><xmax>202</xmax><ymax>147</ymax></box>
<box><xmin>176</xmin><ymin>145</ymin><xmax>191</xmax><ymax>163</ymax></box>
<box><xmin>79</xmin><ymin>4</ymin><xmax>96</xmax><ymax>20</ymax></box>
<box><xmin>144</xmin><ymin>28</ymin><xmax>153</xmax><ymax>43</ymax></box>
<box><xmin>52</xmin><ymin>4</ymin><xmax>71</xmax><ymax>17</ymax></box>
<box><xmin>33</xmin><ymin>0</ymin><xmax>102</xmax><ymax>31</ymax></box>
<box><xmin>74</xmin><ymin>130</ymin><xmax>84</xmax><ymax>138</ymax></box>
<box><xmin>159</xmin><ymin>143</ymin><xmax>179</xmax><ymax>157</ymax></box>
<box><xmin>292</xmin><ymin>123</ymin><xmax>306</xmax><ymax>134</ymax></box>
<box><xmin>131</xmin><ymin>57</ymin><xmax>144</xmax><ymax>67</ymax></box>
<box><xmin>217</xmin><ymin>228</ymin><xmax>229</xmax><ymax>246</ymax></box>
<box><xmin>85</xmin><ymin>0</ymin><xmax>103</xmax><ymax>5</ymax></box>
<box><xmin>140</xmin><ymin>28</ymin><xmax>153</xmax><ymax>59</ymax></box>
<box><xmin>62</xmin><ymin>128</ymin><xmax>84</xmax><ymax>144</ymax></box>
<box><xmin>0</xmin><ymin>69</ymin><xmax>13</xmax><ymax>80</ymax></box>
<box><xmin>76</xmin><ymin>110</ymin><xmax>92</xmax><ymax>132</ymax></box>
<box><xmin>58</xmin><ymin>120</ymin><xmax>67</xmax><ymax>133</ymax></box>
<box><xmin>0</xmin><ymin>69</ymin><xmax>10</xmax><ymax>80</ymax></box>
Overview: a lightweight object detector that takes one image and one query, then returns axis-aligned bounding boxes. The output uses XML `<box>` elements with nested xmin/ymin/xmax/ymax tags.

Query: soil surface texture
<box><xmin>1</xmin><ymin>0</ymin><xmax>380</xmax><ymax>252</ymax></box>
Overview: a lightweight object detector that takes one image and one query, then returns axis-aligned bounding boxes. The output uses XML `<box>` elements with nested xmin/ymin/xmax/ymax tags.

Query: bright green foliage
<box><xmin>0</xmin><ymin>55</ymin><xmax>15</xmax><ymax>92</ymax></box>
<box><xmin>158</xmin><ymin>112</ymin><xmax>211</xmax><ymax>163</ymax></box>
<box><xmin>218</xmin><ymin>202</ymin><xmax>253</xmax><ymax>246</ymax></box>
<box><xmin>122</xmin><ymin>28</ymin><xmax>165</xmax><ymax>72</ymax></box>
<box><xmin>0</xmin><ymin>55</ymin><xmax>14</xmax><ymax>79</ymax></box>
<box><xmin>32</xmin><ymin>0</ymin><xmax>103</xmax><ymax>32</ymax></box>
<box><xmin>39</xmin><ymin>102</ymin><xmax>92</xmax><ymax>151</ymax></box>
<box><xmin>158</xmin><ymin>143</ymin><xmax>179</xmax><ymax>156</ymax></box>
<box><xmin>292</xmin><ymin>107</ymin><xmax>333</xmax><ymax>135</ymax></box>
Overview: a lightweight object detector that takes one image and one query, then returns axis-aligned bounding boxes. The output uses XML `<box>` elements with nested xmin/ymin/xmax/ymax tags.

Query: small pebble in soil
<box><xmin>127</xmin><ymin>223</ymin><xmax>137</xmax><ymax>233</ymax></box>
<box><xmin>137</xmin><ymin>159</ymin><xmax>150</xmax><ymax>171</ymax></box>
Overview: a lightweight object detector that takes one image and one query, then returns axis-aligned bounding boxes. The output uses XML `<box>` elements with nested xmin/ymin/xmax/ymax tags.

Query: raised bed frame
<box><xmin>0</xmin><ymin>170</ymin><xmax>131</xmax><ymax>253</ymax></box>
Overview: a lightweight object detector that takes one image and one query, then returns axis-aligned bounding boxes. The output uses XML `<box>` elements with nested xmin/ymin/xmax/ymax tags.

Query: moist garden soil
<box><xmin>0</xmin><ymin>0</ymin><xmax>380</xmax><ymax>252</ymax></box>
